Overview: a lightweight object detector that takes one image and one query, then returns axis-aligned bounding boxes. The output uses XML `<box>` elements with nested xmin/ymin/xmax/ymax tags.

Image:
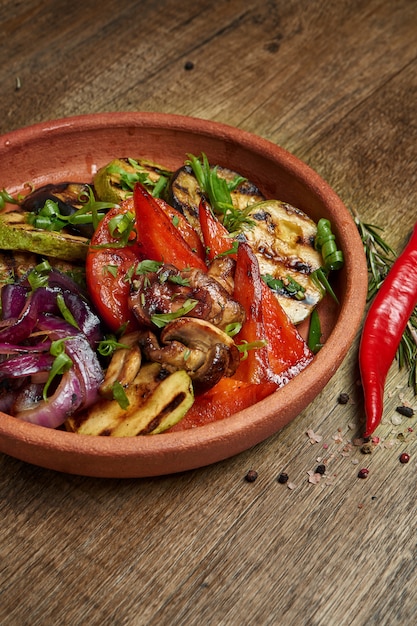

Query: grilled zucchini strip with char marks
<box><xmin>242</xmin><ymin>199</ymin><xmax>324</xmax><ymax>324</ymax></box>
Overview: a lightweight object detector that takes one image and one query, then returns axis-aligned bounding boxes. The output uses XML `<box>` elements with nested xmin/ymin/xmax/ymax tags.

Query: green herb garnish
<box><xmin>151</xmin><ymin>299</ymin><xmax>199</xmax><ymax>328</ymax></box>
<box><xmin>111</xmin><ymin>380</ymin><xmax>130</xmax><ymax>410</ymax></box>
<box><xmin>43</xmin><ymin>339</ymin><xmax>73</xmax><ymax>401</ymax></box>
<box><xmin>186</xmin><ymin>152</ymin><xmax>254</xmax><ymax>232</ymax></box>
<box><xmin>262</xmin><ymin>273</ymin><xmax>306</xmax><ymax>301</ymax></box>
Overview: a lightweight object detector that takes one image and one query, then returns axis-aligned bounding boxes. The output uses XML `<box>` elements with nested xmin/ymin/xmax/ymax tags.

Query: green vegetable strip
<box><xmin>307</xmin><ymin>308</ymin><xmax>322</xmax><ymax>353</ymax></box>
<box><xmin>315</xmin><ymin>218</ymin><xmax>344</xmax><ymax>271</ymax></box>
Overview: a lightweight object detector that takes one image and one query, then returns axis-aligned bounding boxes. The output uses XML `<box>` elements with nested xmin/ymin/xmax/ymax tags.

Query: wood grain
<box><xmin>1</xmin><ymin>0</ymin><xmax>417</xmax><ymax>624</ymax></box>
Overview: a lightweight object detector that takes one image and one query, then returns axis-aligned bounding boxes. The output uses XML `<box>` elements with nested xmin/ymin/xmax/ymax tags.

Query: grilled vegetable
<box><xmin>65</xmin><ymin>362</ymin><xmax>194</xmax><ymax>436</ymax></box>
<box><xmin>167</xmin><ymin>164</ymin><xmax>265</xmax><ymax>236</ymax></box>
<box><xmin>0</xmin><ymin>211</ymin><xmax>89</xmax><ymax>262</ymax></box>
<box><xmin>241</xmin><ymin>200</ymin><xmax>325</xmax><ymax>324</ymax></box>
<box><xmin>99</xmin><ymin>331</ymin><xmax>142</xmax><ymax>398</ymax></box>
<box><xmin>94</xmin><ymin>157</ymin><xmax>171</xmax><ymax>204</ymax></box>
<box><xmin>138</xmin><ymin>317</ymin><xmax>241</xmax><ymax>393</ymax></box>
<box><xmin>0</xmin><ymin>249</ymin><xmax>39</xmax><ymax>287</ymax></box>
<box><xmin>20</xmin><ymin>182</ymin><xmax>95</xmax><ymax>237</ymax></box>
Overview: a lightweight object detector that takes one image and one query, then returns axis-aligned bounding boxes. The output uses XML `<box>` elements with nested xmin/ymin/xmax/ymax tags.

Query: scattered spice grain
<box><xmin>184</xmin><ymin>60</ymin><xmax>194</xmax><ymax>70</ymax></box>
<box><xmin>338</xmin><ymin>392</ymin><xmax>350</xmax><ymax>405</ymax></box>
<box><xmin>396</xmin><ymin>405</ymin><xmax>414</xmax><ymax>418</ymax></box>
<box><xmin>399</xmin><ymin>453</ymin><xmax>410</xmax><ymax>464</ymax></box>
<box><xmin>245</xmin><ymin>469</ymin><xmax>258</xmax><ymax>482</ymax></box>
<box><xmin>360</xmin><ymin>442</ymin><xmax>374</xmax><ymax>455</ymax></box>
<box><xmin>315</xmin><ymin>464</ymin><xmax>326</xmax><ymax>475</ymax></box>
<box><xmin>357</xmin><ymin>468</ymin><xmax>369</xmax><ymax>479</ymax></box>
<box><xmin>277</xmin><ymin>472</ymin><xmax>289</xmax><ymax>484</ymax></box>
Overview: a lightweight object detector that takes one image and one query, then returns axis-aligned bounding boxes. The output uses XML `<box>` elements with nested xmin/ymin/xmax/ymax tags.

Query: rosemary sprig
<box><xmin>353</xmin><ymin>211</ymin><xmax>417</xmax><ymax>393</ymax></box>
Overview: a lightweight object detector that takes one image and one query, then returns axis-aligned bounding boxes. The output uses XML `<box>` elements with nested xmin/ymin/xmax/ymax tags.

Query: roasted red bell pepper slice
<box><xmin>168</xmin><ymin>377</ymin><xmax>277</xmax><ymax>430</ymax></box>
<box><xmin>134</xmin><ymin>183</ymin><xmax>207</xmax><ymax>271</ymax></box>
<box><xmin>156</xmin><ymin>197</ymin><xmax>206</xmax><ymax>260</ymax></box>
<box><xmin>198</xmin><ymin>198</ymin><xmax>237</xmax><ymax>260</ymax></box>
<box><xmin>233</xmin><ymin>242</ymin><xmax>313</xmax><ymax>385</ymax></box>
<box><xmin>86</xmin><ymin>200</ymin><xmax>141</xmax><ymax>332</ymax></box>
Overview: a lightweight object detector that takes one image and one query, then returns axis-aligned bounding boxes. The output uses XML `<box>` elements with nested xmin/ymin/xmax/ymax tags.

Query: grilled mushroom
<box><xmin>138</xmin><ymin>317</ymin><xmax>240</xmax><ymax>393</ymax></box>
<box><xmin>129</xmin><ymin>263</ymin><xmax>245</xmax><ymax>331</ymax></box>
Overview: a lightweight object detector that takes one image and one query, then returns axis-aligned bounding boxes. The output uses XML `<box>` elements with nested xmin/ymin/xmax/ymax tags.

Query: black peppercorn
<box><xmin>315</xmin><ymin>464</ymin><xmax>326</xmax><ymax>475</ymax></box>
<box><xmin>184</xmin><ymin>60</ymin><xmax>194</xmax><ymax>71</ymax></box>
<box><xmin>277</xmin><ymin>472</ymin><xmax>289</xmax><ymax>484</ymax></box>
<box><xmin>396</xmin><ymin>405</ymin><xmax>414</xmax><ymax>418</ymax></box>
<box><xmin>338</xmin><ymin>392</ymin><xmax>350</xmax><ymax>405</ymax></box>
<box><xmin>245</xmin><ymin>469</ymin><xmax>258</xmax><ymax>482</ymax></box>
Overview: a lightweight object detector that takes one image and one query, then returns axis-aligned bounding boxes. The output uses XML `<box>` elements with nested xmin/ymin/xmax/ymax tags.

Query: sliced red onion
<box><xmin>37</xmin><ymin>313</ymin><xmax>103</xmax><ymax>408</ymax></box>
<box><xmin>0</xmin><ymin>286</ymin><xmax>60</xmax><ymax>344</ymax></box>
<box><xmin>0</xmin><ymin>339</ymin><xmax>51</xmax><ymax>355</ymax></box>
<box><xmin>1</xmin><ymin>284</ymin><xmax>29</xmax><ymax>319</ymax></box>
<box><xmin>20</xmin><ymin>268</ymin><xmax>87</xmax><ymax>298</ymax></box>
<box><xmin>14</xmin><ymin>369</ymin><xmax>84</xmax><ymax>428</ymax></box>
<box><xmin>0</xmin><ymin>353</ymin><xmax>54</xmax><ymax>378</ymax></box>
<box><xmin>0</xmin><ymin>269</ymin><xmax>105</xmax><ymax>428</ymax></box>
<box><xmin>62</xmin><ymin>291</ymin><xmax>103</xmax><ymax>347</ymax></box>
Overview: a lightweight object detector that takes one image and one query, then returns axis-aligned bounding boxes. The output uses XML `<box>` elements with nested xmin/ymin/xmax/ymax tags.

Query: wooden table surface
<box><xmin>1</xmin><ymin>1</ymin><xmax>417</xmax><ymax>624</ymax></box>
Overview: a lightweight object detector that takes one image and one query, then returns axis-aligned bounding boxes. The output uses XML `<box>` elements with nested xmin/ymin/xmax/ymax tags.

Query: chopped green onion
<box><xmin>43</xmin><ymin>339</ymin><xmax>73</xmax><ymax>401</ymax></box>
<box><xmin>97</xmin><ymin>336</ymin><xmax>130</xmax><ymax>357</ymax></box>
<box><xmin>262</xmin><ymin>273</ymin><xmax>306</xmax><ymax>300</ymax></box>
<box><xmin>167</xmin><ymin>274</ymin><xmax>190</xmax><ymax>286</ymax></box>
<box><xmin>311</xmin><ymin>267</ymin><xmax>339</xmax><ymax>304</ymax></box>
<box><xmin>27</xmin><ymin>260</ymin><xmax>52</xmax><ymax>290</ymax></box>
<box><xmin>215</xmin><ymin>240</ymin><xmax>239</xmax><ymax>258</ymax></box>
<box><xmin>315</xmin><ymin>218</ymin><xmax>344</xmax><ymax>271</ymax></box>
<box><xmin>151</xmin><ymin>299</ymin><xmax>198</xmax><ymax>328</ymax></box>
<box><xmin>107</xmin><ymin>160</ymin><xmax>169</xmax><ymax>198</ymax></box>
<box><xmin>237</xmin><ymin>339</ymin><xmax>268</xmax><ymax>360</ymax></box>
<box><xmin>104</xmin><ymin>264</ymin><xmax>118</xmax><ymax>278</ymax></box>
<box><xmin>225</xmin><ymin>322</ymin><xmax>242</xmax><ymax>337</ymax></box>
<box><xmin>56</xmin><ymin>294</ymin><xmax>80</xmax><ymax>329</ymax></box>
<box><xmin>26</xmin><ymin>186</ymin><xmax>115</xmax><ymax>232</ymax></box>
<box><xmin>108</xmin><ymin>211</ymin><xmax>136</xmax><ymax>246</ymax></box>
<box><xmin>134</xmin><ymin>259</ymin><xmax>163</xmax><ymax>275</ymax></box>
<box><xmin>0</xmin><ymin>188</ymin><xmax>19</xmax><ymax>210</ymax></box>
<box><xmin>185</xmin><ymin>152</ymin><xmax>254</xmax><ymax>232</ymax></box>
<box><xmin>111</xmin><ymin>380</ymin><xmax>130</xmax><ymax>410</ymax></box>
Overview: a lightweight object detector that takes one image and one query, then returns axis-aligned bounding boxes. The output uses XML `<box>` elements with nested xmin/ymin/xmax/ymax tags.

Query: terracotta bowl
<box><xmin>0</xmin><ymin>112</ymin><xmax>367</xmax><ymax>477</ymax></box>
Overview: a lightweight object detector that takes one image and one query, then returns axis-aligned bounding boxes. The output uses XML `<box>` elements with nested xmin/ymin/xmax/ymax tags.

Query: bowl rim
<box><xmin>0</xmin><ymin>111</ymin><xmax>368</xmax><ymax>475</ymax></box>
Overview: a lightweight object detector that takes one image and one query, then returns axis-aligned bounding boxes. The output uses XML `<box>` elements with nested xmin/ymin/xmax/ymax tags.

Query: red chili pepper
<box><xmin>133</xmin><ymin>183</ymin><xmax>207</xmax><ymax>272</ymax></box>
<box><xmin>360</xmin><ymin>223</ymin><xmax>417</xmax><ymax>437</ymax></box>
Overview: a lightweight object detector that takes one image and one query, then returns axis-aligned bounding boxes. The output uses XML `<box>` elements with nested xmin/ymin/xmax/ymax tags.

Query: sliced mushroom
<box><xmin>129</xmin><ymin>263</ymin><xmax>245</xmax><ymax>331</ymax></box>
<box><xmin>184</xmin><ymin>267</ymin><xmax>244</xmax><ymax>329</ymax></box>
<box><xmin>138</xmin><ymin>317</ymin><xmax>241</xmax><ymax>393</ymax></box>
<box><xmin>207</xmin><ymin>256</ymin><xmax>236</xmax><ymax>294</ymax></box>
<box><xmin>99</xmin><ymin>331</ymin><xmax>143</xmax><ymax>398</ymax></box>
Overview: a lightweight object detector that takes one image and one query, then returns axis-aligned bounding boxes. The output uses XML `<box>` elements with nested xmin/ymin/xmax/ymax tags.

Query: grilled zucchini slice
<box><xmin>0</xmin><ymin>211</ymin><xmax>89</xmax><ymax>262</ymax></box>
<box><xmin>241</xmin><ymin>199</ymin><xmax>325</xmax><ymax>324</ymax></box>
<box><xmin>167</xmin><ymin>164</ymin><xmax>265</xmax><ymax>235</ymax></box>
<box><xmin>94</xmin><ymin>158</ymin><xmax>171</xmax><ymax>204</ymax></box>
<box><xmin>65</xmin><ymin>362</ymin><xmax>194</xmax><ymax>436</ymax></box>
